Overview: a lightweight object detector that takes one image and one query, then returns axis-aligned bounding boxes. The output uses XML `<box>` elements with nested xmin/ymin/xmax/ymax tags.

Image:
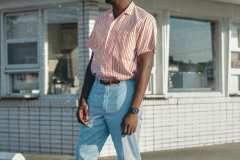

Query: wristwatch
<box><xmin>128</xmin><ymin>106</ymin><xmax>140</xmax><ymax>114</ymax></box>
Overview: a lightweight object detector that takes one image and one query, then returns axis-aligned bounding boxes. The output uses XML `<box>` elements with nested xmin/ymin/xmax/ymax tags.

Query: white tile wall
<box><xmin>0</xmin><ymin>97</ymin><xmax>240</xmax><ymax>157</ymax></box>
<box><xmin>99</xmin><ymin>97</ymin><xmax>240</xmax><ymax>156</ymax></box>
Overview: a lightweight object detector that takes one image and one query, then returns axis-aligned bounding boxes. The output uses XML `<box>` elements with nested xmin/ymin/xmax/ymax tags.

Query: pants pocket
<box><xmin>107</xmin><ymin>83</ymin><xmax>134</xmax><ymax>113</ymax></box>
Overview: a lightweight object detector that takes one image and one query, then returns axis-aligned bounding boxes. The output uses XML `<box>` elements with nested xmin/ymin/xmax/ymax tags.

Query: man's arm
<box><xmin>131</xmin><ymin>53</ymin><xmax>154</xmax><ymax>108</ymax></box>
<box><xmin>76</xmin><ymin>52</ymin><xmax>95</xmax><ymax>125</ymax></box>
<box><xmin>129</xmin><ymin>16</ymin><xmax>157</xmax><ymax>109</ymax></box>
<box><xmin>79</xmin><ymin>52</ymin><xmax>95</xmax><ymax>102</ymax></box>
<box><xmin>122</xmin><ymin>52</ymin><xmax>154</xmax><ymax>134</ymax></box>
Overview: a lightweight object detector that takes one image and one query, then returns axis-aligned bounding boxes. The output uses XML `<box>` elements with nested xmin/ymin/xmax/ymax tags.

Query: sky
<box><xmin>169</xmin><ymin>17</ymin><xmax>214</xmax><ymax>64</ymax></box>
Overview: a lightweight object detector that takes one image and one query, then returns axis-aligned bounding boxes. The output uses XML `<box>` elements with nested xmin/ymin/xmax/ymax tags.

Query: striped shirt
<box><xmin>86</xmin><ymin>1</ymin><xmax>157</xmax><ymax>80</ymax></box>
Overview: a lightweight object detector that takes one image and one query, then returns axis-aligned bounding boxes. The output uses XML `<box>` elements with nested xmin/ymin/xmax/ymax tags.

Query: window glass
<box><xmin>8</xmin><ymin>42</ymin><xmax>37</xmax><ymax>64</ymax></box>
<box><xmin>11</xmin><ymin>73</ymin><xmax>39</xmax><ymax>95</ymax></box>
<box><xmin>6</xmin><ymin>12</ymin><xmax>38</xmax><ymax>39</ymax></box>
<box><xmin>238</xmin><ymin>29</ymin><xmax>240</xmax><ymax>48</ymax></box>
<box><xmin>6</xmin><ymin>12</ymin><xmax>38</xmax><ymax>65</ymax></box>
<box><xmin>230</xmin><ymin>75</ymin><xmax>240</xmax><ymax>94</ymax></box>
<box><xmin>231</xmin><ymin>52</ymin><xmax>240</xmax><ymax>69</ymax></box>
<box><xmin>169</xmin><ymin>17</ymin><xmax>215</xmax><ymax>91</ymax></box>
<box><xmin>46</xmin><ymin>7</ymin><xmax>80</xmax><ymax>95</ymax></box>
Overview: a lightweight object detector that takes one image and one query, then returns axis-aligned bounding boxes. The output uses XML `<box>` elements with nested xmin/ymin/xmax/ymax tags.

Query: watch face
<box><xmin>131</xmin><ymin>107</ymin><xmax>139</xmax><ymax>114</ymax></box>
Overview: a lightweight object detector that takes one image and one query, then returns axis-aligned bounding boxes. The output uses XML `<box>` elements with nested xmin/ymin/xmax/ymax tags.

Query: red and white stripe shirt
<box><xmin>86</xmin><ymin>1</ymin><xmax>157</xmax><ymax>80</ymax></box>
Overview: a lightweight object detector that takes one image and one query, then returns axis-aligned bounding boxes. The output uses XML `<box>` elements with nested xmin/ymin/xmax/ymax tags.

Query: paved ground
<box><xmin>25</xmin><ymin>142</ymin><xmax>240</xmax><ymax>160</ymax></box>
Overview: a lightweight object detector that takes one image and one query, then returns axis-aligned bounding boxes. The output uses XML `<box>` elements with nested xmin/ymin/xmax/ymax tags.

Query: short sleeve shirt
<box><xmin>86</xmin><ymin>1</ymin><xmax>157</xmax><ymax>80</ymax></box>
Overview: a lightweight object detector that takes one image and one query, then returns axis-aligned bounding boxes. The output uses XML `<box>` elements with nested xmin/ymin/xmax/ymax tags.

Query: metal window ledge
<box><xmin>0</xmin><ymin>94</ymin><xmax>40</xmax><ymax>100</ymax></box>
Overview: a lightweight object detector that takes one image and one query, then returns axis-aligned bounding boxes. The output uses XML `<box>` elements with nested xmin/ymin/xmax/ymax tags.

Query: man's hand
<box><xmin>121</xmin><ymin>113</ymin><xmax>138</xmax><ymax>135</ymax></box>
<box><xmin>76</xmin><ymin>98</ymin><xmax>89</xmax><ymax>127</ymax></box>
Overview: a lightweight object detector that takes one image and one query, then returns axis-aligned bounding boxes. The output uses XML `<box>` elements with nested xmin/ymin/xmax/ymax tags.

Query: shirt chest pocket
<box><xmin>112</xmin><ymin>30</ymin><xmax>136</xmax><ymax>65</ymax></box>
<box><xmin>113</xmin><ymin>29</ymin><xmax>136</xmax><ymax>55</ymax></box>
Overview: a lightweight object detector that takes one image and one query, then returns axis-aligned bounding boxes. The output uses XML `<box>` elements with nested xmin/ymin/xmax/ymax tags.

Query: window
<box><xmin>6</xmin><ymin>12</ymin><xmax>38</xmax><ymax>66</ymax></box>
<box><xmin>168</xmin><ymin>17</ymin><xmax>216</xmax><ymax>92</ymax></box>
<box><xmin>231</xmin><ymin>52</ymin><xmax>240</xmax><ymax>69</ymax></box>
<box><xmin>10</xmin><ymin>73</ymin><xmax>39</xmax><ymax>95</ymax></box>
<box><xmin>2</xmin><ymin>11</ymin><xmax>40</xmax><ymax>96</ymax></box>
<box><xmin>46</xmin><ymin>7</ymin><xmax>80</xmax><ymax>95</ymax></box>
<box><xmin>1</xmin><ymin>5</ymin><xmax>82</xmax><ymax>97</ymax></box>
<box><xmin>229</xmin><ymin>23</ymin><xmax>240</xmax><ymax>95</ymax></box>
<box><xmin>8</xmin><ymin>42</ymin><xmax>37</xmax><ymax>64</ymax></box>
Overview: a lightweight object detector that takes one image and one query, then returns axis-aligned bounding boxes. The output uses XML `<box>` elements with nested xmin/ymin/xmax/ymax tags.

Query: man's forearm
<box><xmin>130</xmin><ymin>54</ymin><xmax>154</xmax><ymax>108</ymax></box>
<box><xmin>79</xmin><ymin>53</ymin><xmax>95</xmax><ymax>104</ymax></box>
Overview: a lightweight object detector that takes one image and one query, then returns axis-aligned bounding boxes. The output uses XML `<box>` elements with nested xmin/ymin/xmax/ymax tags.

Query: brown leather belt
<box><xmin>99</xmin><ymin>78</ymin><xmax>120</xmax><ymax>85</ymax></box>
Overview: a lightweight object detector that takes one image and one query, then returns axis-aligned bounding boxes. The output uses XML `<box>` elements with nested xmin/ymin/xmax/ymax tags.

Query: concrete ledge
<box><xmin>0</xmin><ymin>152</ymin><xmax>25</xmax><ymax>160</ymax></box>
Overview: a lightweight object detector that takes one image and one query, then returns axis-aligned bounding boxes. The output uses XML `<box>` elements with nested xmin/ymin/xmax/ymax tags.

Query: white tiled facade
<box><xmin>0</xmin><ymin>0</ymin><xmax>240</xmax><ymax>158</ymax></box>
<box><xmin>0</xmin><ymin>97</ymin><xmax>240</xmax><ymax>156</ymax></box>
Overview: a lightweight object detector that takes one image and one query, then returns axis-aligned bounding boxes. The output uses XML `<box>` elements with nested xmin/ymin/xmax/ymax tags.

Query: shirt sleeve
<box><xmin>136</xmin><ymin>16</ymin><xmax>158</xmax><ymax>56</ymax></box>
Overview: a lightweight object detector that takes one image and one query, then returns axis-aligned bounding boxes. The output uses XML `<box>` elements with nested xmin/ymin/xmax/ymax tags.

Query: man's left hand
<box><xmin>121</xmin><ymin>113</ymin><xmax>138</xmax><ymax>135</ymax></box>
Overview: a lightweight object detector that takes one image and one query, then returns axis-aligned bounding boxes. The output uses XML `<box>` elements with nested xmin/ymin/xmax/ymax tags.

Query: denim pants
<box><xmin>75</xmin><ymin>76</ymin><xmax>142</xmax><ymax>160</ymax></box>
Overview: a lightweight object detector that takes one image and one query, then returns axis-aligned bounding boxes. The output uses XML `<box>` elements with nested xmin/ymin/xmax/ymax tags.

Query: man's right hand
<box><xmin>76</xmin><ymin>52</ymin><xmax>95</xmax><ymax>127</ymax></box>
<box><xmin>76</xmin><ymin>98</ymin><xmax>89</xmax><ymax>126</ymax></box>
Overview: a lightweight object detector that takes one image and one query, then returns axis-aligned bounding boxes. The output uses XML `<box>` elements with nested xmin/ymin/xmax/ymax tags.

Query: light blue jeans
<box><xmin>75</xmin><ymin>76</ymin><xmax>142</xmax><ymax>160</ymax></box>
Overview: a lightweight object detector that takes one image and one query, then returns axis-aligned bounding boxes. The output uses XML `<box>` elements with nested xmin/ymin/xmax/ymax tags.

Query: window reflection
<box><xmin>11</xmin><ymin>73</ymin><xmax>39</xmax><ymax>94</ymax></box>
<box><xmin>6</xmin><ymin>12</ymin><xmax>38</xmax><ymax>65</ymax></box>
<box><xmin>169</xmin><ymin>17</ymin><xmax>215</xmax><ymax>91</ymax></box>
<box><xmin>6</xmin><ymin>13</ymin><xmax>38</xmax><ymax>39</ymax></box>
<box><xmin>231</xmin><ymin>52</ymin><xmax>240</xmax><ymax>69</ymax></box>
<box><xmin>8</xmin><ymin>42</ymin><xmax>37</xmax><ymax>64</ymax></box>
<box><xmin>238</xmin><ymin>29</ymin><xmax>240</xmax><ymax>48</ymax></box>
<box><xmin>47</xmin><ymin>7</ymin><xmax>80</xmax><ymax>95</ymax></box>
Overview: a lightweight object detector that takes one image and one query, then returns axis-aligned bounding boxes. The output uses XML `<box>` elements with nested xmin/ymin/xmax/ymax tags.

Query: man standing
<box><xmin>76</xmin><ymin>0</ymin><xmax>157</xmax><ymax>159</ymax></box>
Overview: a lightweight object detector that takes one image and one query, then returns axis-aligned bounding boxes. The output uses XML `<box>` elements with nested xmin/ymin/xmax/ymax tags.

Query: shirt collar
<box><xmin>124</xmin><ymin>1</ymin><xmax>135</xmax><ymax>15</ymax></box>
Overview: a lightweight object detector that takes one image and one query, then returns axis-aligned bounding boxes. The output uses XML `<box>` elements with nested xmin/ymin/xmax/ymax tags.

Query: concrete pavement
<box><xmin>25</xmin><ymin>142</ymin><xmax>240</xmax><ymax>160</ymax></box>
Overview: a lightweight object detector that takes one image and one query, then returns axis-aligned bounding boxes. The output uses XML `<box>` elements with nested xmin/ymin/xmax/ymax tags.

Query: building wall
<box><xmin>0</xmin><ymin>0</ymin><xmax>240</xmax><ymax>158</ymax></box>
<box><xmin>0</xmin><ymin>97</ymin><xmax>240</xmax><ymax>156</ymax></box>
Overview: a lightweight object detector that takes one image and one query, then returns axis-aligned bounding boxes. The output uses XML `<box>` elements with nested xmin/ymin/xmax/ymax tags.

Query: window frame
<box><xmin>168</xmin><ymin>16</ymin><xmax>217</xmax><ymax>92</ymax></box>
<box><xmin>0</xmin><ymin>10</ymin><xmax>41</xmax><ymax>97</ymax></box>
<box><xmin>143</xmin><ymin>10</ymin><xmax>228</xmax><ymax>98</ymax></box>
<box><xmin>0</xmin><ymin>2</ymin><xmax>83</xmax><ymax>98</ymax></box>
<box><xmin>163</xmin><ymin>11</ymin><xmax>227</xmax><ymax>98</ymax></box>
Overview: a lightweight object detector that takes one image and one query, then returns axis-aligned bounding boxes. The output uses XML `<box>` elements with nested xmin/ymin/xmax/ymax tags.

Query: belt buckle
<box><xmin>100</xmin><ymin>79</ymin><xmax>110</xmax><ymax>85</ymax></box>
<box><xmin>99</xmin><ymin>78</ymin><xmax>120</xmax><ymax>85</ymax></box>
